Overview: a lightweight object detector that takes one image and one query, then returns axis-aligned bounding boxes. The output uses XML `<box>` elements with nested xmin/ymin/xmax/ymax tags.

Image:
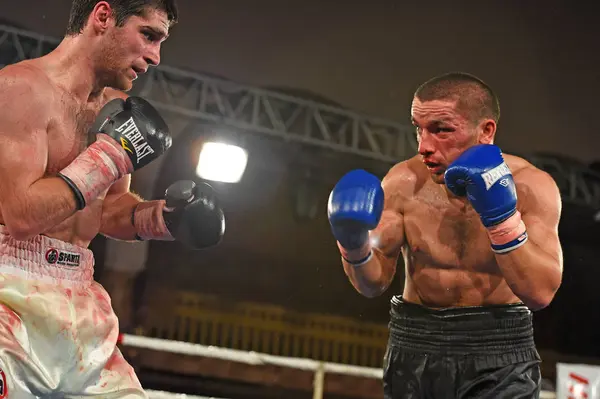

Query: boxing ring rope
<box><xmin>119</xmin><ymin>334</ymin><xmax>557</xmax><ymax>399</ymax></box>
<box><xmin>146</xmin><ymin>390</ymin><xmax>226</xmax><ymax>399</ymax></box>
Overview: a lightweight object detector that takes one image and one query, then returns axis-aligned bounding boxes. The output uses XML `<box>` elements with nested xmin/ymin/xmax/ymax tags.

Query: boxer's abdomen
<box><xmin>402</xmin><ymin>265</ymin><xmax>521</xmax><ymax>308</ymax></box>
<box><xmin>401</xmin><ymin>236</ymin><xmax>522</xmax><ymax>307</ymax></box>
<box><xmin>399</xmin><ymin>182</ymin><xmax>522</xmax><ymax>308</ymax></box>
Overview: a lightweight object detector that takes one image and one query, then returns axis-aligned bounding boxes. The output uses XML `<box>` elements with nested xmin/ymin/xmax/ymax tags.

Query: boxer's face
<box><xmin>98</xmin><ymin>7</ymin><xmax>170</xmax><ymax>91</ymax></box>
<box><xmin>411</xmin><ymin>98</ymin><xmax>488</xmax><ymax>184</ymax></box>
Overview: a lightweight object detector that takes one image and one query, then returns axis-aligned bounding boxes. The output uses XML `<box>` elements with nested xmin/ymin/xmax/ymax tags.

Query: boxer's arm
<box><xmin>0</xmin><ymin>71</ymin><xmax>81</xmax><ymax>240</ymax></box>
<box><xmin>100</xmin><ymin>176</ymin><xmax>175</xmax><ymax>242</ymax></box>
<box><xmin>494</xmin><ymin>168</ymin><xmax>563</xmax><ymax>310</ymax></box>
<box><xmin>96</xmin><ymin>90</ymin><xmax>138</xmax><ymax>240</ymax></box>
<box><xmin>342</xmin><ymin>173</ymin><xmax>405</xmax><ymax>298</ymax></box>
<box><xmin>99</xmin><ymin>175</ymin><xmax>142</xmax><ymax>241</ymax></box>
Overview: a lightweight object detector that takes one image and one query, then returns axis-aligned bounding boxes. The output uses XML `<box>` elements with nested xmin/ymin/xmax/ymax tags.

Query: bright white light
<box><xmin>196</xmin><ymin>142</ymin><xmax>248</xmax><ymax>183</ymax></box>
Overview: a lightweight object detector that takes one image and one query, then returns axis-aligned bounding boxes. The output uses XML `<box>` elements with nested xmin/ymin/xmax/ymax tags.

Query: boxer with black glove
<box><xmin>0</xmin><ymin>1</ymin><xmax>182</xmax><ymax>396</ymax></box>
<box><xmin>58</xmin><ymin>97</ymin><xmax>172</xmax><ymax>210</ymax></box>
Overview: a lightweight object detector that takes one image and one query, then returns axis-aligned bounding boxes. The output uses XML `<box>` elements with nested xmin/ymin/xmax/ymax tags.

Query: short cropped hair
<box><xmin>414</xmin><ymin>72</ymin><xmax>500</xmax><ymax>125</ymax></box>
<box><xmin>66</xmin><ymin>0</ymin><xmax>178</xmax><ymax>35</ymax></box>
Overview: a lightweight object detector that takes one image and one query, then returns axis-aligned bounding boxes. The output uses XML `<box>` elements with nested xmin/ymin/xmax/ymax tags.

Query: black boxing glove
<box><xmin>58</xmin><ymin>97</ymin><xmax>172</xmax><ymax>210</ymax></box>
<box><xmin>132</xmin><ymin>181</ymin><xmax>225</xmax><ymax>250</ymax></box>
<box><xmin>95</xmin><ymin>96</ymin><xmax>172</xmax><ymax>170</ymax></box>
<box><xmin>163</xmin><ymin>181</ymin><xmax>225</xmax><ymax>249</ymax></box>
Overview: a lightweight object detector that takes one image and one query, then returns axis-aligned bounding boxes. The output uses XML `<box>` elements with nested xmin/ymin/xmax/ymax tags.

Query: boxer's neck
<box><xmin>45</xmin><ymin>35</ymin><xmax>105</xmax><ymax>103</ymax></box>
<box><xmin>441</xmin><ymin>183</ymin><xmax>471</xmax><ymax>207</ymax></box>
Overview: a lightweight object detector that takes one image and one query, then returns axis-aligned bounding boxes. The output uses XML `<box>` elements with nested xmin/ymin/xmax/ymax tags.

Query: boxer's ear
<box><xmin>91</xmin><ymin>1</ymin><xmax>113</xmax><ymax>33</ymax></box>
<box><xmin>478</xmin><ymin>119</ymin><xmax>496</xmax><ymax>144</ymax></box>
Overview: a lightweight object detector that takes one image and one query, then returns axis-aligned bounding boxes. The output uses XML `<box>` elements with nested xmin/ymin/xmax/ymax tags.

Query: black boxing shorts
<box><xmin>383</xmin><ymin>296</ymin><xmax>541</xmax><ymax>399</ymax></box>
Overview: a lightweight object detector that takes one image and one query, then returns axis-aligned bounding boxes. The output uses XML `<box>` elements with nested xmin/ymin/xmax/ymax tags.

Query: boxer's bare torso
<box><xmin>380</xmin><ymin>153</ymin><xmax>536</xmax><ymax>308</ymax></box>
<box><xmin>0</xmin><ymin>60</ymin><xmax>127</xmax><ymax>247</ymax></box>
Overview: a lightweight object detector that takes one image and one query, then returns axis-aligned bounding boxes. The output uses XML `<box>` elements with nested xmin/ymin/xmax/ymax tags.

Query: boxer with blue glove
<box><xmin>329</xmin><ymin>72</ymin><xmax>563</xmax><ymax>399</ymax></box>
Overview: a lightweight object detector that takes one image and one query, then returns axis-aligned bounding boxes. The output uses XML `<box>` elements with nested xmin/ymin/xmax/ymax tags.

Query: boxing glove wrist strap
<box><xmin>58</xmin><ymin>135</ymin><xmax>133</xmax><ymax>210</ymax></box>
<box><xmin>338</xmin><ymin>241</ymin><xmax>373</xmax><ymax>267</ymax></box>
<box><xmin>345</xmin><ymin>250</ymin><xmax>373</xmax><ymax>267</ymax></box>
<box><xmin>486</xmin><ymin>211</ymin><xmax>528</xmax><ymax>254</ymax></box>
<box><xmin>132</xmin><ymin>200</ymin><xmax>174</xmax><ymax>241</ymax></box>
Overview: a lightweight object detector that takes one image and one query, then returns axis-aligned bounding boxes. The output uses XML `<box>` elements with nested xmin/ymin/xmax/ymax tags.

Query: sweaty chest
<box><xmin>402</xmin><ymin>188</ymin><xmax>496</xmax><ymax>270</ymax></box>
<box><xmin>46</xmin><ymin>102</ymin><xmax>101</xmax><ymax>175</ymax></box>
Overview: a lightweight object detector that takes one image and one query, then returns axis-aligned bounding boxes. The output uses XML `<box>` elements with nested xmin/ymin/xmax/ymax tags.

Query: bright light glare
<box><xmin>196</xmin><ymin>142</ymin><xmax>248</xmax><ymax>183</ymax></box>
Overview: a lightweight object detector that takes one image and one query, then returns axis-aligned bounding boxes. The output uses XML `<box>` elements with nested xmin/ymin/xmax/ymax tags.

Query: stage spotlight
<box><xmin>196</xmin><ymin>142</ymin><xmax>248</xmax><ymax>183</ymax></box>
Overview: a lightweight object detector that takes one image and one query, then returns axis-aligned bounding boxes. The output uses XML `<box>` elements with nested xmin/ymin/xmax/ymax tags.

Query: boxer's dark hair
<box><xmin>66</xmin><ymin>0</ymin><xmax>178</xmax><ymax>35</ymax></box>
<box><xmin>414</xmin><ymin>72</ymin><xmax>500</xmax><ymax>125</ymax></box>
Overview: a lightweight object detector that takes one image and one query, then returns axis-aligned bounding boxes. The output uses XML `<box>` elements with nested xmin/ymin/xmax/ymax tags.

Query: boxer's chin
<box><xmin>104</xmin><ymin>71</ymin><xmax>133</xmax><ymax>91</ymax></box>
<box><xmin>112</xmin><ymin>75</ymin><xmax>133</xmax><ymax>91</ymax></box>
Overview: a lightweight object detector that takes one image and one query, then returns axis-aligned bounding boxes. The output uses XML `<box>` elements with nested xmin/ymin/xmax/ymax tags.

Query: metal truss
<box><xmin>0</xmin><ymin>24</ymin><xmax>598</xmax><ymax>209</ymax></box>
<box><xmin>134</xmin><ymin>65</ymin><xmax>417</xmax><ymax>163</ymax></box>
<box><xmin>528</xmin><ymin>154</ymin><xmax>600</xmax><ymax>209</ymax></box>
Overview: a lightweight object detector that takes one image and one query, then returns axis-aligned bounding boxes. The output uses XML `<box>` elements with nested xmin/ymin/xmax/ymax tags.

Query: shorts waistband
<box><xmin>388</xmin><ymin>296</ymin><xmax>536</xmax><ymax>356</ymax></box>
<box><xmin>0</xmin><ymin>225</ymin><xmax>94</xmax><ymax>283</ymax></box>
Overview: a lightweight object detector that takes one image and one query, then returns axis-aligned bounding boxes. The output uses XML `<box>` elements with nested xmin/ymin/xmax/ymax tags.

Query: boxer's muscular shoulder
<box><xmin>504</xmin><ymin>153</ymin><xmax>561</xmax><ymax>212</ymax></box>
<box><xmin>383</xmin><ymin>157</ymin><xmax>421</xmax><ymax>193</ymax></box>
<box><xmin>0</xmin><ymin>60</ymin><xmax>53</xmax><ymax>91</ymax></box>
<box><xmin>0</xmin><ymin>62</ymin><xmax>54</xmax><ymax>129</ymax></box>
<box><xmin>504</xmin><ymin>153</ymin><xmax>550</xmax><ymax>184</ymax></box>
<box><xmin>381</xmin><ymin>156</ymin><xmax>421</xmax><ymax>212</ymax></box>
<box><xmin>503</xmin><ymin>153</ymin><xmax>531</xmax><ymax>174</ymax></box>
<box><xmin>0</xmin><ymin>62</ymin><xmax>54</xmax><ymax>102</ymax></box>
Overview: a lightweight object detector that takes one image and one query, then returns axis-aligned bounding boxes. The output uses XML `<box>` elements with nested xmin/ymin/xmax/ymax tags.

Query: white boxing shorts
<box><xmin>0</xmin><ymin>225</ymin><xmax>146</xmax><ymax>398</ymax></box>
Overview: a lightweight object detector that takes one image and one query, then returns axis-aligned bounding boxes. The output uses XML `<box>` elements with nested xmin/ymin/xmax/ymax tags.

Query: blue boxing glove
<box><xmin>445</xmin><ymin>144</ymin><xmax>517</xmax><ymax>226</ymax></box>
<box><xmin>327</xmin><ymin>169</ymin><xmax>384</xmax><ymax>265</ymax></box>
<box><xmin>444</xmin><ymin>144</ymin><xmax>528</xmax><ymax>253</ymax></box>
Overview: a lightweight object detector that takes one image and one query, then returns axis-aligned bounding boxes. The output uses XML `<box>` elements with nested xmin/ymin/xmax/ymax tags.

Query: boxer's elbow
<box><xmin>522</xmin><ymin>281</ymin><xmax>561</xmax><ymax>311</ymax></box>
<box><xmin>349</xmin><ymin>271</ymin><xmax>393</xmax><ymax>298</ymax></box>
<box><xmin>3</xmin><ymin>215</ymin><xmax>38</xmax><ymax>241</ymax></box>
<box><xmin>345</xmin><ymin>256</ymin><xmax>396</xmax><ymax>298</ymax></box>
<box><xmin>524</xmin><ymin>294</ymin><xmax>553</xmax><ymax>311</ymax></box>
<box><xmin>359</xmin><ymin>283</ymin><xmax>390</xmax><ymax>298</ymax></box>
<box><xmin>2</xmin><ymin>202</ymin><xmax>43</xmax><ymax>241</ymax></box>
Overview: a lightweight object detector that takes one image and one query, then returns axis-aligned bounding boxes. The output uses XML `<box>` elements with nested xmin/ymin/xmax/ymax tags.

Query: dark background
<box><xmin>2</xmin><ymin>0</ymin><xmax>600</xmax><ymax>366</ymax></box>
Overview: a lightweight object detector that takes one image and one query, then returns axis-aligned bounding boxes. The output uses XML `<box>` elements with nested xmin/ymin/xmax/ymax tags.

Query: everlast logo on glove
<box><xmin>115</xmin><ymin>117</ymin><xmax>155</xmax><ymax>163</ymax></box>
<box><xmin>96</xmin><ymin>96</ymin><xmax>173</xmax><ymax>170</ymax></box>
